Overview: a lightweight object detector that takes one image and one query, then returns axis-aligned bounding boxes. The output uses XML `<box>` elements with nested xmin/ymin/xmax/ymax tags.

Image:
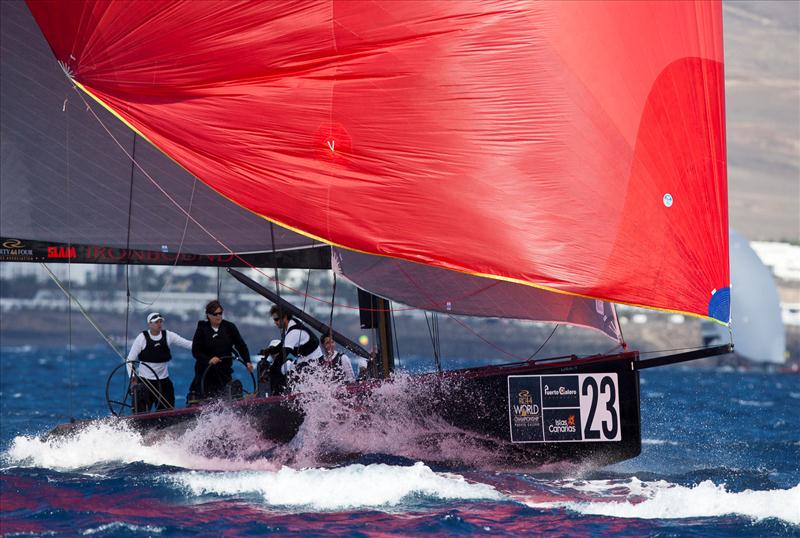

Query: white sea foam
<box><xmin>524</xmin><ymin>479</ymin><xmax>800</xmax><ymax>524</ymax></box>
<box><xmin>4</xmin><ymin>406</ymin><xmax>281</xmax><ymax>472</ymax></box>
<box><xmin>169</xmin><ymin>461</ymin><xmax>504</xmax><ymax>510</ymax></box>
<box><xmin>82</xmin><ymin>522</ymin><xmax>165</xmax><ymax>535</ymax></box>
<box><xmin>733</xmin><ymin>399</ymin><xmax>774</xmax><ymax>407</ymax></box>
<box><xmin>641</xmin><ymin>439</ymin><xmax>678</xmax><ymax>446</ymax></box>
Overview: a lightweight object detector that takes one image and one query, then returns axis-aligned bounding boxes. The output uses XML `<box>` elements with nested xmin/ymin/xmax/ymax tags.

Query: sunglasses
<box><xmin>272</xmin><ymin>316</ymin><xmax>280</xmax><ymax>322</ymax></box>
<box><xmin>209</xmin><ymin>310</ymin><xmax>223</xmax><ymax>316</ymax></box>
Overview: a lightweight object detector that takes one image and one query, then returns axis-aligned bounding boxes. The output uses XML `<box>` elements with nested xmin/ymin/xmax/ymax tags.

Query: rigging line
<box><xmin>302</xmin><ymin>268</ymin><xmax>311</xmax><ymax>314</ymax></box>
<box><xmin>372</xmin><ymin>325</ymin><xmax>379</xmax><ymax>372</ymax></box>
<box><xmin>64</xmin><ymin>96</ymin><xmax>74</xmax><ymax>422</ymax></box>
<box><xmin>528</xmin><ymin>324</ymin><xmax>559</xmax><ymax>360</ymax></box>
<box><xmin>445</xmin><ymin>314</ymin><xmax>527</xmax><ymax>361</ymax></box>
<box><xmin>424</xmin><ymin>312</ymin><xmax>441</xmax><ymax>371</ymax></box>
<box><xmin>68</xmin><ymin>276</ymin><xmax>73</xmax><ymax>421</ymax></box>
<box><xmin>128</xmin><ymin>369</ymin><xmax>173</xmax><ymax>411</ymax></box>
<box><xmin>67</xmin><ymin>251</ymin><xmax>74</xmax><ymax>420</ymax></box>
<box><xmin>270</xmin><ymin>222</ymin><xmax>286</xmax><ymax>361</ymax></box>
<box><xmin>41</xmin><ymin>263</ymin><xmax>126</xmax><ymax>362</ymax></box>
<box><xmin>437</xmin><ymin>316</ymin><xmax>441</xmax><ymax>365</ymax></box>
<box><xmin>601</xmin><ymin>342</ymin><xmax>626</xmax><ymax>356</ymax></box>
<box><xmin>436</xmin><ymin>313</ymin><xmax>441</xmax><ymax>360</ymax></box>
<box><xmin>70</xmin><ymin>84</ymin><xmax>414</xmax><ymax>314</ymax></box>
<box><xmin>434</xmin><ymin>313</ymin><xmax>442</xmax><ymax>372</ymax></box>
<box><xmin>138</xmin><ymin>377</ymin><xmax>172</xmax><ymax>410</ymax></box>
<box><xmin>434</xmin><ymin>313</ymin><xmax>440</xmax><ymax>370</ymax></box>
<box><xmin>124</xmin><ymin>134</ymin><xmax>137</xmax><ymax>353</ymax></box>
<box><xmin>328</xmin><ymin>273</ymin><xmax>337</xmax><ymax>334</ymax></box>
<box><xmin>128</xmin><ymin>178</ymin><xmax>199</xmax><ymax>309</ymax></box>
<box><xmin>390</xmin><ymin>302</ymin><xmax>401</xmax><ymax>366</ymax></box>
<box><xmin>393</xmin><ymin>262</ymin><xmax>527</xmax><ymax>361</ymax></box>
<box><xmin>612</xmin><ymin>304</ymin><xmax>627</xmax><ymax>350</ymax></box>
<box><xmin>217</xmin><ymin>267</ymin><xmax>221</xmax><ymax>301</ymax></box>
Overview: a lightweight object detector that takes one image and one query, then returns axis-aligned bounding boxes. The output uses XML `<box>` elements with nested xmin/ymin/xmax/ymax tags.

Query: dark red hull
<box><xmin>50</xmin><ymin>352</ymin><xmax>641</xmax><ymax>468</ymax></box>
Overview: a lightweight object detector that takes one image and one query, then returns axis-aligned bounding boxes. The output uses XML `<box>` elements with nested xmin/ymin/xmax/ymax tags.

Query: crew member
<box><xmin>126</xmin><ymin>312</ymin><xmax>192</xmax><ymax>412</ymax></box>
<box><xmin>258</xmin><ymin>338</ymin><xmax>294</xmax><ymax>396</ymax></box>
<box><xmin>189</xmin><ymin>300</ymin><xmax>253</xmax><ymax>400</ymax></box>
<box><xmin>321</xmin><ymin>334</ymin><xmax>355</xmax><ymax>382</ymax></box>
<box><xmin>269</xmin><ymin>305</ymin><xmax>323</xmax><ymax>376</ymax></box>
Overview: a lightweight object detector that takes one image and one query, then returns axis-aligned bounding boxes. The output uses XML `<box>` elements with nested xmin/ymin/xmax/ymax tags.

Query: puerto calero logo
<box><xmin>541</xmin><ymin>376</ymin><xmax>580</xmax><ymax>408</ymax></box>
<box><xmin>543</xmin><ymin>385</ymin><xmax>577</xmax><ymax>397</ymax></box>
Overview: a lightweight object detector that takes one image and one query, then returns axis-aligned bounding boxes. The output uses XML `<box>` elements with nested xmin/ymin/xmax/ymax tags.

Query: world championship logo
<box><xmin>513</xmin><ymin>390</ymin><xmax>540</xmax><ymax>418</ymax></box>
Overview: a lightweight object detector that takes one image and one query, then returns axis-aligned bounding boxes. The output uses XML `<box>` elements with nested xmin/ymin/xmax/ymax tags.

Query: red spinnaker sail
<box><xmin>27</xmin><ymin>0</ymin><xmax>729</xmax><ymax>322</ymax></box>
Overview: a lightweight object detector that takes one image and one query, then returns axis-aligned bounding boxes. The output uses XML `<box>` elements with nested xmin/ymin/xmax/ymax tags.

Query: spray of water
<box><xmin>6</xmin><ymin>368</ymin><xmax>535</xmax><ymax>471</ymax></box>
<box><xmin>275</xmin><ymin>368</ymin><xmax>517</xmax><ymax>468</ymax></box>
<box><xmin>4</xmin><ymin>406</ymin><xmax>280</xmax><ymax>472</ymax></box>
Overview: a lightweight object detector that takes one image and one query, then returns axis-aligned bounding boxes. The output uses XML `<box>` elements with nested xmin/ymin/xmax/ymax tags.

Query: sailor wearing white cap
<box><xmin>126</xmin><ymin>312</ymin><xmax>193</xmax><ymax>412</ymax></box>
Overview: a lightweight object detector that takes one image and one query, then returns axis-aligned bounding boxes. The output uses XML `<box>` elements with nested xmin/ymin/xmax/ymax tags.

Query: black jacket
<box><xmin>191</xmin><ymin>319</ymin><xmax>251</xmax><ymax>376</ymax></box>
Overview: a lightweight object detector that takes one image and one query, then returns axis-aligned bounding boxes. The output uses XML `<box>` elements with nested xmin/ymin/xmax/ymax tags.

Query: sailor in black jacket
<box><xmin>189</xmin><ymin>300</ymin><xmax>253</xmax><ymax>400</ymax></box>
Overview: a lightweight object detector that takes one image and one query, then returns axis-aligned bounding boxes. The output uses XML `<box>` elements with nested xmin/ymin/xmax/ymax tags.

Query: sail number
<box><xmin>579</xmin><ymin>374</ymin><xmax>620</xmax><ymax>441</ymax></box>
<box><xmin>507</xmin><ymin>372</ymin><xmax>622</xmax><ymax>443</ymax></box>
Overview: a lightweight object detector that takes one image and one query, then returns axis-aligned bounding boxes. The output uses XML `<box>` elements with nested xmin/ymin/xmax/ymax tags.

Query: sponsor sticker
<box><xmin>47</xmin><ymin>246</ymin><xmax>76</xmax><ymax>259</ymax></box>
<box><xmin>543</xmin><ymin>408</ymin><xmax>582</xmax><ymax>441</ymax></box>
<box><xmin>541</xmin><ymin>375</ymin><xmax>580</xmax><ymax>408</ymax></box>
<box><xmin>508</xmin><ymin>373</ymin><xmax>621</xmax><ymax>443</ymax></box>
<box><xmin>0</xmin><ymin>239</ymin><xmax>36</xmax><ymax>261</ymax></box>
<box><xmin>507</xmin><ymin>376</ymin><xmax>544</xmax><ymax>442</ymax></box>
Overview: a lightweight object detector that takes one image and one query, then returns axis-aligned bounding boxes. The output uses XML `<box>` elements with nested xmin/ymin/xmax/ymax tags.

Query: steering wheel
<box><xmin>199</xmin><ymin>354</ymin><xmax>257</xmax><ymax>400</ymax></box>
<box><xmin>105</xmin><ymin>360</ymin><xmax>161</xmax><ymax>417</ymax></box>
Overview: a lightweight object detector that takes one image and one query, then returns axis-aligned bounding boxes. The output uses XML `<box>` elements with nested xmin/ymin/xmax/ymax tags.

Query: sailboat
<box><xmin>1</xmin><ymin>0</ymin><xmax>731</xmax><ymax>468</ymax></box>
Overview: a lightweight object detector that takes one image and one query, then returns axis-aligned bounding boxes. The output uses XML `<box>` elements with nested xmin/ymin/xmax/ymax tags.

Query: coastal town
<box><xmin>2</xmin><ymin>239</ymin><xmax>797</xmax><ymax>369</ymax></box>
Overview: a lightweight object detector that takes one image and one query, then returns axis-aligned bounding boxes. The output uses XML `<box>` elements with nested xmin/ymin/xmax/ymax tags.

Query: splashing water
<box><xmin>278</xmin><ymin>368</ymin><xmax>517</xmax><ymax>468</ymax></box>
<box><xmin>5</xmin><ymin>369</ymin><xmax>508</xmax><ymax>473</ymax></box>
<box><xmin>5</xmin><ymin>406</ymin><xmax>280</xmax><ymax>473</ymax></box>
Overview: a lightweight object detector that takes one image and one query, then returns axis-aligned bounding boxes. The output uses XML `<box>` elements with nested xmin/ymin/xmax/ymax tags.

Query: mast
<box><xmin>227</xmin><ymin>268</ymin><xmax>371</xmax><ymax>360</ymax></box>
<box><xmin>357</xmin><ymin>289</ymin><xmax>395</xmax><ymax>377</ymax></box>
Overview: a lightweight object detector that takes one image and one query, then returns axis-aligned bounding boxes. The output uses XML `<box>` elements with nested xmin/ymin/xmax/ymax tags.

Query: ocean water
<box><xmin>1</xmin><ymin>346</ymin><xmax>798</xmax><ymax>537</ymax></box>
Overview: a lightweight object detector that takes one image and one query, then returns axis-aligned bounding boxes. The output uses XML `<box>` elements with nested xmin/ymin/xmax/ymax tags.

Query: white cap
<box><xmin>147</xmin><ymin>312</ymin><xmax>164</xmax><ymax>323</ymax></box>
<box><xmin>267</xmin><ymin>339</ymin><xmax>282</xmax><ymax>352</ymax></box>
